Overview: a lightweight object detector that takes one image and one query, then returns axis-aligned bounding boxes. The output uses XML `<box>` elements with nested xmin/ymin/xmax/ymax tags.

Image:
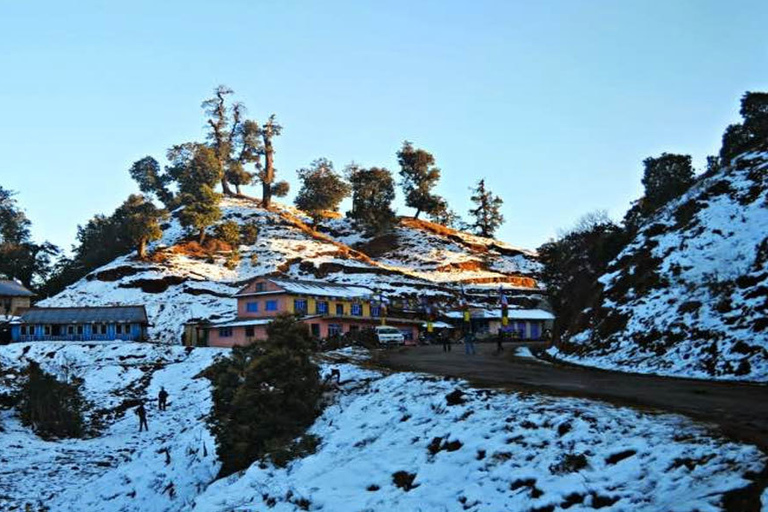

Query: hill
<box><xmin>550</xmin><ymin>145</ymin><xmax>768</xmax><ymax>381</ymax></box>
<box><xmin>40</xmin><ymin>200</ymin><xmax>544</xmax><ymax>342</ymax></box>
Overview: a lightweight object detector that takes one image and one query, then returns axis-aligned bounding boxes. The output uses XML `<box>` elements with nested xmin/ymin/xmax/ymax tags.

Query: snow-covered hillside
<box><xmin>0</xmin><ymin>342</ymin><xmax>225</xmax><ymax>511</ymax></box>
<box><xmin>41</xmin><ymin>199</ymin><xmax>543</xmax><ymax>342</ymax></box>
<box><xmin>194</xmin><ymin>355</ymin><xmax>764</xmax><ymax>511</ymax></box>
<box><xmin>2</xmin><ymin>344</ymin><xmax>764</xmax><ymax>511</ymax></box>
<box><xmin>550</xmin><ymin>146</ymin><xmax>768</xmax><ymax>381</ymax></box>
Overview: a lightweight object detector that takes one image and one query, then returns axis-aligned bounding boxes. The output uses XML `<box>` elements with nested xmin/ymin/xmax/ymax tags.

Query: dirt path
<box><xmin>378</xmin><ymin>343</ymin><xmax>768</xmax><ymax>451</ymax></box>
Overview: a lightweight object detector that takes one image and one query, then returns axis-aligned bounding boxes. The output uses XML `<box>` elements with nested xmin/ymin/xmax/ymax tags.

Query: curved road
<box><xmin>377</xmin><ymin>343</ymin><xmax>768</xmax><ymax>451</ymax></box>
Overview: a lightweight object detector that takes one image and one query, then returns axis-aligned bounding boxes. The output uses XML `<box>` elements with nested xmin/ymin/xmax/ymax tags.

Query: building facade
<box><xmin>202</xmin><ymin>277</ymin><xmax>421</xmax><ymax>348</ymax></box>
<box><xmin>445</xmin><ymin>308</ymin><xmax>555</xmax><ymax>339</ymax></box>
<box><xmin>0</xmin><ymin>280</ymin><xmax>34</xmax><ymax>317</ymax></box>
<box><xmin>10</xmin><ymin>306</ymin><xmax>149</xmax><ymax>342</ymax></box>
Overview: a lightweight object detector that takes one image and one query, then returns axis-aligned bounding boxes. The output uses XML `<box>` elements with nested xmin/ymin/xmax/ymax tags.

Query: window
<box><xmin>44</xmin><ymin>325</ymin><xmax>51</xmax><ymax>336</ymax></box>
<box><xmin>255</xmin><ymin>282</ymin><xmax>266</xmax><ymax>292</ymax></box>
<box><xmin>266</xmin><ymin>300</ymin><xmax>278</xmax><ymax>311</ymax></box>
<box><xmin>328</xmin><ymin>324</ymin><xmax>343</xmax><ymax>337</ymax></box>
<box><xmin>246</xmin><ymin>301</ymin><xmax>259</xmax><ymax>313</ymax></box>
<box><xmin>219</xmin><ymin>327</ymin><xmax>233</xmax><ymax>337</ymax></box>
<box><xmin>245</xmin><ymin>326</ymin><xmax>255</xmax><ymax>337</ymax></box>
<box><xmin>310</xmin><ymin>324</ymin><xmax>320</xmax><ymax>337</ymax></box>
<box><xmin>67</xmin><ymin>325</ymin><xmax>75</xmax><ymax>335</ymax></box>
<box><xmin>116</xmin><ymin>324</ymin><xmax>123</xmax><ymax>335</ymax></box>
<box><xmin>371</xmin><ymin>305</ymin><xmax>381</xmax><ymax>317</ymax></box>
<box><xmin>77</xmin><ymin>325</ymin><xmax>84</xmax><ymax>335</ymax></box>
<box><xmin>315</xmin><ymin>301</ymin><xmax>329</xmax><ymax>315</ymax></box>
<box><xmin>294</xmin><ymin>299</ymin><xmax>308</xmax><ymax>314</ymax></box>
<box><xmin>351</xmin><ymin>303</ymin><xmax>363</xmax><ymax>316</ymax></box>
<box><xmin>335</xmin><ymin>303</ymin><xmax>345</xmax><ymax>316</ymax></box>
<box><xmin>20</xmin><ymin>325</ymin><xmax>27</xmax><ymax>335</ymax></box>
<box><xmin>100</xmin><ymin>324</ymin><xmax>108</xmax><ymax>335</ymax></box>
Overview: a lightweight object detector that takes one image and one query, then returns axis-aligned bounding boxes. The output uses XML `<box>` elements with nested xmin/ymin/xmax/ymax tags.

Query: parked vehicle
<box><xmin>375</xmin><ymin>326</ymin><xmax>405</xmax><ymax>346</ymax></box>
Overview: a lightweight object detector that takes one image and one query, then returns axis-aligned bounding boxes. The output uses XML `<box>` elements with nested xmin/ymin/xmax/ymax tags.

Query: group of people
<box><xmin>134</xmin><ymin>386</ymin><xmax>169</xmax><ymax>433</ymax></box>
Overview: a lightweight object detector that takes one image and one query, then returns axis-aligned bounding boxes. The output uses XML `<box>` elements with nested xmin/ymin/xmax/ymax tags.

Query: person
<box><xmin>158</xmin><ymin>387</ymin><xmax>169</xmax><ymax>411</ymax></box>
<box><xmin>496</xmin><ymin>328</ymin><xmax>506</xmax><ymax>354</ymax></box>
<box><xmin>136</xmin><ymin>402</ymin><xmax>148</xmax><ymax>432</ymax></box>
<box><xmin>464</xmin><ymin>330</ymin><xmax>476</xmax><ymax>355</ymax></box>
<box><xmin>440</xmin><ymin>329</ymin><xmax>452</xmax><ymax>353</ymax></box>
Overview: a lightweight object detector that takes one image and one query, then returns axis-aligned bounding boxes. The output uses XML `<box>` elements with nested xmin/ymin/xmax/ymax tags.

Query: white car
<box><xmin>375</xmin><ymin>326</ymin><xmax>405</xmax><ymax>346</ymax></box>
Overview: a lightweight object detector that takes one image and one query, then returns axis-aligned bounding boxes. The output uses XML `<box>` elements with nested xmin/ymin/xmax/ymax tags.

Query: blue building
<box><xmin>11</xmin><ymin>306</ymin><xmax>149</xmax><ymax>342</ymax></box>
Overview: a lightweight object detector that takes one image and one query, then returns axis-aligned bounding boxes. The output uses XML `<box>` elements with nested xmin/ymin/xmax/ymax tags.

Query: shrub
<box><xmin>241</xmin><ymin>221</ymin><xmax>259</xmax><ymax>245</ymax></box>
<box><xmin>214</xmin><ymin>220</ymin><xmax>241</xmax><ymax>248</ymax></box>
<box><xmin>205</xmin><ymin>314</ymin><xmax>322</xmax><ymax>477</ymax></box>
<box><xmin>17</xmin><ymin>362</ymin><xmax>85</xmax><ymax>439</ymax></box>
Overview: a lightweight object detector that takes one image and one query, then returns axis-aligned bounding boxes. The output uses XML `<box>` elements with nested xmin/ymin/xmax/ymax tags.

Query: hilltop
<box><xmin>550</xmin><ymin>145</ymin><xmax>768</xmax><ymax>381</ymax></box>
<box><xmin>40</xmin><ymin>200</ymin><xmax>544</xmax><ymax>342</ymax></box>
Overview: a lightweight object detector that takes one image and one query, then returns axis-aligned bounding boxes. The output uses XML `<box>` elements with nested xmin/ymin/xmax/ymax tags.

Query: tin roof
<box><xmin>0</xmin><ymin>280</ymin><xmax>34</xmax><ymax>297</ymax></box>
<box><xmin>237</xmin><ymin>277</ymin><xmax>373</xmax><ymax>299</ymax></box>
<box><xmin>19</xmin><ymin>306</ymin><xmax>148</xmax><ymax>324</ymax></box>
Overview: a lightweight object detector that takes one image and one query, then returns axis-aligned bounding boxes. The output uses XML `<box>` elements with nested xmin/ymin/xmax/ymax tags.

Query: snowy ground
<box><xmin>0</xmin><ymin>342</ymin><xmax>226</xmax><ymax>512</ymax></box>
<box><xmin>193</xmin><ymin>361</ymin><xmax>765</xmax><ymax>512</ymax></box>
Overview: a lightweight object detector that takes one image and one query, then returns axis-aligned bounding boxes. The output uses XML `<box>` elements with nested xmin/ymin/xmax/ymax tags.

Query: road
<box><xmin>377</xmin><ymin>343</ymin><xmax>768</xmax><ymax>451</ymax></box>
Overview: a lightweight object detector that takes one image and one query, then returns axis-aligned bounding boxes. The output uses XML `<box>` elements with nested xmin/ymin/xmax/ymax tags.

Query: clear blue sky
<box><xmin>1</xmin><ymin>0</ymin><xmax>766</xmax><ymax>251</ymax></box>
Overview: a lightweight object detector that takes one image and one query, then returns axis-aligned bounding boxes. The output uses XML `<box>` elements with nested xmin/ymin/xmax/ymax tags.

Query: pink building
<box><xmin>201</xmin><ymin>277</ymin><xmax>421</xmax><ymax>348</ymax></box>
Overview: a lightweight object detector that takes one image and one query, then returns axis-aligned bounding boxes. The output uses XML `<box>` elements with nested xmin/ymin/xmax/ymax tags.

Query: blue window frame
<box><xmin>371</xmin><ymin>305</ymin><xmax>381</xmax><ymax>317</ymax></box>
<box><xmin>219</xmin><ymin>327</ymin><xmax>233</xmax><ymax>337</ymax></box>
<box><xmin>246</xmin><ymin>301</ymin><xmax>259</xmax><ymax>313</ymax></box>
<box><xmin>266</xmin><ymin>300</ymin><xmax>278</xmax><ymax>311</ymax></box>
<box><xmin>335</xmin><ymin>303</ymin><xmax>345</xmax><ymax>315</ymax></box>
<box><xmin>351</xmin><ymin>303</ymin><xmax>363</xmax><ymax>316</ymax></box>
<box><xmin>316</xmin><ymin>301</ymin><xmax>329</xmax><ymax>315</ymax></box>
<box><xmin>328</xmin><ymin>324</ymin><xmax>343</xmax><ymax>337</ymax></box>
<box><xmin>294</xmin><ymin>299</ymin><xmax>308</xmax><ymax>314</ymax></box>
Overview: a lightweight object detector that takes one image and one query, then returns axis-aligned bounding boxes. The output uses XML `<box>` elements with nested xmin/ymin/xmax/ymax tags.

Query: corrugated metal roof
<box><xmin>0</xmin><ymin>280</ymin><xmax>34</xmax><ymax>297</ymax></box>
<box><xmin>19</xmin><ymin>306</ymin><xmax>148</xmax><ymax>324</ymax></box>
<box><xmin>237</xmin><ymin>277</ymin><xmax>373</xmax><ymax>299</ymax></box>
<box><xmin>445</xmin><ymin>309</ymin><xmax>555</xmax><ymax>321</ymax></box>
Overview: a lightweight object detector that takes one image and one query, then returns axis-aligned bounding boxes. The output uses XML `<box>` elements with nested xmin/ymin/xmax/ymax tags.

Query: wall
<box><xmin>207</xmin><ymin>325</ymin><xmax>269</xmax><ymax>348</ymax></box>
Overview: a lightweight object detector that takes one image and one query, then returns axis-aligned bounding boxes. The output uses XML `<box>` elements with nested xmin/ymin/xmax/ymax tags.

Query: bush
<box><xmin>241</xmin><ymin>221</ymin><xmax>259</xmax><ymax>245</ymax></box>
<box><xmin>205</xmin><ymin>314</ymin><xmax>322</xmax><ymax>477</ymax></box>
<box><xmin>214</xmin><ymin>220</ymin><xmax>241</xmax><ymax>248</ymax></box>
<box><xmin>18</xmin><ymin>362</ymin><xmax>85</xmax><ymax>439</ymax></box>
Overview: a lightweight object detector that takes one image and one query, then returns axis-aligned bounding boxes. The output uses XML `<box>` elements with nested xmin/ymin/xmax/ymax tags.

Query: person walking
<box><xmin>440</xmin><ymin>330</ymin><xmax>452</xmax><ymax>352</ymax></box>
<box><xmin>136</xmin><ymin>402</ymin><xmax>148</xmax><ymax>432</ymax></box>
<box><xmin>158</xmin><ymin>387</ymin><xmax>169</xmax><ymax>411</ymax></box>
<box><xmin>464</xmin><ymin>330</ymin><xmax>476</xmax><ymax>355</ymax></box>
<box><xmin>496</xmin><ymin>328</ymin><xmax>505</xmax><ymax>354</ymax></box>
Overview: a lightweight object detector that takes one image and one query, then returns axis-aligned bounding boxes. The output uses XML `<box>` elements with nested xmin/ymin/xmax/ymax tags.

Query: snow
<box><xmin>193</xmin><ymin>363</ymin><xmax>764</xmax><ymax>511</ymax></box>
<box><xmin>0</xmin><ymin>342</ymin><xmax>226</xmax><ymax>512</ymax></box>
<box><xmin>445</xmin><ymin>308</ymin><xmax>555</xmax><ymax>320</ymax></box>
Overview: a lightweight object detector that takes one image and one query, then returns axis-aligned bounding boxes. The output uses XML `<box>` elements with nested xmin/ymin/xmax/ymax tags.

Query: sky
<box><xmin>1</xmin><ymin>0</ymin><xmax>766</xmax><ymax>252</ymax></box>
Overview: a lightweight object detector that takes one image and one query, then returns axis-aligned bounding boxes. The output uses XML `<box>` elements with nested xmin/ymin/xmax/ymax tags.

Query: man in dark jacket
<box><xmin>158</xmin><ymin>387</ymin><xmax>169</xmax><ymax>411</ymax></box>
<box><xmin>136</xmin><ymin>402</ymin><xmax>148</xmax><ymax>432</ymax></box>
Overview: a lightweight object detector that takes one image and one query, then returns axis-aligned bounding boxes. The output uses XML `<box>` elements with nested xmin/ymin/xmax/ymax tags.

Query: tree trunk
<box><xmin>221</xmin><ymin>177</ymin><xmax>233</xmax><ymax>196</ymax></box>
<box><xmin>235</xmin><ymin>184</ymin><xmax>242</xmax><ymax>195</ymax></box>
<box><xmin>199</xmin><ymin>229</ymin><xmax>206</xmax><ymax>245</ymax></box>
<box><xmin>414</xmin><ymin>208</ymin><xmax>422</xmax><ymax>219</ymax></box>
<box><xmin>262</xmin><ymin>181</ymin><xmax>272</xmax><ymax>209</ymax></box>
<box><xmin>137</xmin><ymin>239</ymin><xmax>147</xmax><ymax>259</ymax></box>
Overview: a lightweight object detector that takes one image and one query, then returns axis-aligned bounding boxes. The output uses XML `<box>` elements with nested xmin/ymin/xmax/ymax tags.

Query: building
<box><xmin>202</xmin><ymin>277</ymin><xmax>421</xmax><ymax>348</ymax></box>
<box><xmin>10</xmin><ymin>306</ymin><xmax>149</xmax><ymax>342</ymax></box>
<box><xmin>0</xmin><ymin>280</ymin><xmax>34</xmax><ymax>317</ymax></box>
<box><xmin>445</xmin><ymin>308</ymin><xmax>554</xmax><ymax>339</ymax></box>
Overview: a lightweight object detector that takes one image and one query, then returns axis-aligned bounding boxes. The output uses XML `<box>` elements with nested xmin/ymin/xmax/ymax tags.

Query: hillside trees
<box><xmin>114</xmin><ymin>194</ymin><xmax>168</xmax><ymax>258</ymax></box>
<box><xmin>397</xmin><ymin>141</ymin><xmax>445</xmax><ymax>219</ymax></box>
<box><xmin>720</xmin><ymin>91</ymin><xmax>768</xmax><ymax>162</ymax></box>
<box><xmin>468</xmin><ymin>179</ymin><xmax>504</xmax><ymax>238</ymax></box>
<box><xmin>168</xmin><ymin>143</ymin><xmax>222</xmax><ymax>243</ymax></box>
<box><xmin>18</xmin><ymin>361</ymin><xmax>85</xmax><ymax>439</ymax></box>
<box><xmin>294</xmin><ymin>158</ymin><xmax>351</xmax><ymax>224</ymax></box>
<box><xmin>128</xmin><ymin>156</ymin><xmax>175</xmax><ymax>208</ymax></box>
<box><xmin>206</xmin><ymin>315</ymin><xmax>322</xmax><ymax>477</ymax></box>
<box><xmin>346</xmin><ymin>164</ymin><xmax>397</xmax><ymax>234</ymax></box>
<box><xmin>0</xmin><ymin>186</ymin><xmax>59</xmax><ymax>290</ymax></box>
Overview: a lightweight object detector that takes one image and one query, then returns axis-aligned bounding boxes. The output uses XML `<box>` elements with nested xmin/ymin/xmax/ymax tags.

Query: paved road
<box><xmin>378</xmin><ymin>343</ymin><xmax>768</xmax><ymax>450</ymax></box>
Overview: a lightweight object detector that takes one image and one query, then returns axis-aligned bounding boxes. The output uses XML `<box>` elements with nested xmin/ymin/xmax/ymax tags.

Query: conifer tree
<box><xmin>396</xmin><ymin>141</ymin><xmax>444</xmax><ymax>219</ymax></box>
<box><xmin>113</xmin><ymin>194</ymin><xmax>168</xmax><ymax>258</ymax></box>
<box><xmin>346</xmin><ymin>164</ymin><xmax>397</xmax><ymax>234</ymax></box>
<box><xmin>640</xmin><ymin>153</ymin><xmax>694</xmax><ymax>213</ymax></box>
<box><xmin>468</xmin><ymin>179</ymin><xmax>504</xmax><ymax>238</ymax></box>
<box><xmin>258</xmin><ymin>115</ymin><xmax>283</xmax><ymax>208</ymax></box>
<box><xmin>128</xmin><ymin>156</ymin><xmax>175</xmax><ymax>208</ymax></box>
<box><xmin>168</xmin><ymin>143</ymin><xmax>222</xmax><ymax>243</ymax></box>
<box><xmin>294</xmin><ymin>158</ymin><xmax>351</xmax><ymax>224</ymax></box>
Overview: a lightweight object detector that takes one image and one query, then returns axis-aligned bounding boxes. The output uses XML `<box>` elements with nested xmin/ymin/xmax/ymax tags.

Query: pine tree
<box><xmin>168</xmin><ymin>143</ymin><xmax>223</xmax><ymax>243</ymax></box>
<box><xmin>346</xmin><ymin>164</ymin><xmax>397</xmax><ymax>234</ymax></box>
<box><xmin>128</xmin><ymin>156</ymin><xmax>175</xmax><ymax>208</ymax></box>
<box><xmin>258</xmin><ymin>115</ymin><xmax>283</xmax><ymax>208</ymax></box>
<box><xmin>113</xmin><ymin>194</ymin><xmax>168</xmax><ymax>258</ymax></box>
<box><xmin>468</xmin><ymin>179</ymin><xmax>505</xmax><ymax>238</ymax></box>
<box><xmin>396</xmin><ymin>141</ymin><xmax>444</xmax><ymax>219</ymax></box>
<box><xmin>640</xmin><ymin>153</ymin><xmax>694</xmax><ymax>213</ymax></box>
<box><xmin>294</xmin><ymin>158</ymin><xmax>351</xmax><ymax>224</ymax></box>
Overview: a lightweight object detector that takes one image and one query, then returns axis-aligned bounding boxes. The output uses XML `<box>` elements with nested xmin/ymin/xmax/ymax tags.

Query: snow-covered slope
<box><xmin>41</xmin><ymin>199</ymin><xmax>543</xmax><ymax>342</ymax></box>
<box><xmin>0</xmin><ymin>342</ymin><xmax>226</xmax><ymax>511</ymax></box>
<box><xmin>551</xmin><ymin>146</ymin><xmax>768</xmax><ymax>381</ymax></box>
<box><xmin>193</xmin><ymin>357</ymin><xmax>764</xmax><ymax>511</ymax></box>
